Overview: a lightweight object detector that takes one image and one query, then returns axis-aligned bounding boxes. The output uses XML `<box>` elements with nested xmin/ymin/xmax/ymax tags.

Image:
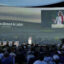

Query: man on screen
<box><xmin>53</xmin><ymin>11</ymin><xmax>64</xmax><ymax>24</ymax></box>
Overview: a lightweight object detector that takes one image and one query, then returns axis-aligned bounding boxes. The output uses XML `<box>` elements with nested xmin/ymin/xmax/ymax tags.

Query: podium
<box><xmin>51</xmin><ymin>24</ymin><xmax>64</xmax><ymax>28</ymax></box>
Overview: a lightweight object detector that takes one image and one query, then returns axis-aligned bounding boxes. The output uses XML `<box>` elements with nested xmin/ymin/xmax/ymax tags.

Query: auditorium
<box><xmin>0</xmin><ymin>6</ymin><xmax>64</xmax><ymax>64</ymax></box>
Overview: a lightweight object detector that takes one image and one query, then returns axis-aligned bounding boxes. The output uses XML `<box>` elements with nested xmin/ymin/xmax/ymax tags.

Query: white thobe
<box><xmin>55</xmin><ymin>16</ymin><xmax>62</xmax><ymax>24</ymax></box>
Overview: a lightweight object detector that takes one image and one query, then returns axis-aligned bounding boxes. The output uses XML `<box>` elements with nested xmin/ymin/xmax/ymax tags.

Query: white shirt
<box><xmin>10</xmin><ymin>52</ymin><xmax>16</xmax><ymax>57</ymax></box>
<box><xmin>33</xmin><ymin>60</ymin><xmax>44</xmax><ymax>64</ymax></box>
<box><xmin>62</xmin><ymin>44</ymin><xmax>64</xmax><ymax>49</ymax></box>
<box><xmin>27</xmin><ymin>54</ymin><xmax>35</xmax><ymax>62</ymax></box>
<box><xmin>0</xmin><ymin>53</ymin><xmax>4</xmax><ymax>59</ymax></box>
<box><xmin>42</xmin><ymin>61</ymin><xmax>48</xmax><ymax>64</ymax></box>
<box><xmin>56</xmin><ymin>16</ymin><xmax>62</xmax><ymax>24</ymax></box>
<box><xmin>53</xmin><ymin>54</ymin><xmax>60</xmax><ymax>60</ymax></box>
<box><xmin>44</xmin><ymin>56</ymin><xmax>53</xmax><ymax>62</ymax></box>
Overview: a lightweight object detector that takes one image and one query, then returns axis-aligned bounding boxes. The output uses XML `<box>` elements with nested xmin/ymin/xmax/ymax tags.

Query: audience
<box><xmin>0</xmin><ymin>41</ymin><xmax>64</xmax><ymax>64</ymax></box>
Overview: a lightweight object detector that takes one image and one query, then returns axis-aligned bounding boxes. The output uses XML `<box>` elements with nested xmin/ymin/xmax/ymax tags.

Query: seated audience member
<box><xmin>27</xmin><ymin>52</ymin><xmax>35</xmax><ymax>64</ymax></box>
<box><xmin>16</xmin><ymin>47</ymin><xmax>25</xmax><ymax>64</ymax></box>
<box><xmin>5</xmin><ymin>41</ymin><xmax>9</xmax><ymax>47</ymax></box>
<box><xmin>0</xmin><ymin>49</ymin><xmax>4</xmax><ymax>64</ymax></box>
<box><xmin>10</xmin><ymin>48</ymin><xmax>16</xmax><ymax>64</ymax></box>
<box><xmin>1</xmin><ymin>52</ymin><xmax>12</xmax><ymax>64</ymax></box>
<box><xmin>33</xmin><ymin>55</ymin><xmax>47</xmax><ymax>64</ymax></box>
<box><xmin>59</xmin><ymin>53</ymin><xmax>64</xmax><ymax>64</ymax></box>
<box><xmin>12</xmin><ymin>41</ymin><xmax>15</xmax><ymax>47</ymax></box>
<box><xmin>0</xmin><ymin>42</ymin><xmax>3</xmax><ymax>46</ymax></box>
<box><xmin>43</xmin><ymin>52</ymin><xmax>55</xmax><ymax>64</ymax></box>
<box><xmin>53</xmin><ymin>52</ymin><xmax>61</xmax><ymax>64</ymax></box>
<box><xmin>0</xmin><ymin>49</ymin><xmax>4</xmax><ymax>59</ymax></box>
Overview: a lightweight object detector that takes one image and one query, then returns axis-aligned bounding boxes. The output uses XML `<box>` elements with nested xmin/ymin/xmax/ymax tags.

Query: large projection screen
<box><xmin>41</xmin><ymin>8</ymin><xmax>64</xmax><ymax>28</ymax></box>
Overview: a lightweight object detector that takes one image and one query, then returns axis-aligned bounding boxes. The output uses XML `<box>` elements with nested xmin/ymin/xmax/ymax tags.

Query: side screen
<box><xmin>41</xmin><ymin>10</ymin><xmax>64</xmax><ymax>28</ymax></box>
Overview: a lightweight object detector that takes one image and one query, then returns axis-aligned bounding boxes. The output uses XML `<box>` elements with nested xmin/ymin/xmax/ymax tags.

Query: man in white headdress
<box><xmin>53</xmin><ymin>11</ymin><xmax>64</xmax><ymax>24</ymax></box>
